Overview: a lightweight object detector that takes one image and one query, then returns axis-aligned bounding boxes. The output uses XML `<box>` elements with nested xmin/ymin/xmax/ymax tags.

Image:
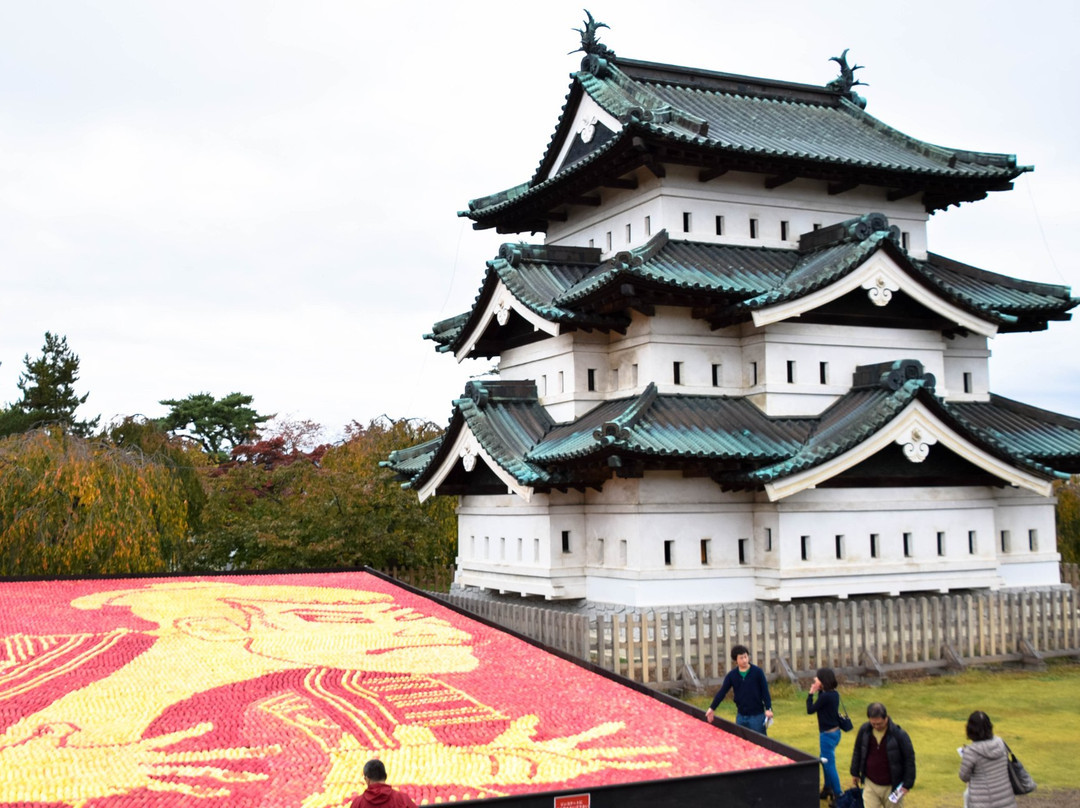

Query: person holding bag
<box><xmin>959</xmin><ymin>711</ymin><xmax>1018</xmax><ymax>808</ymax></box>
<box><xmin>807</xmin><ymin>667</ymin><xmax>846</xmax><ymax>805</ymax></box>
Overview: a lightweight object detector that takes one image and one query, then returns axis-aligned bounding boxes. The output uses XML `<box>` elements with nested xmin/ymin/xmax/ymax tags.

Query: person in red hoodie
<box><xmin>350</xmin><ymin>759</ymin><xmax>418</xmax><ymax>808</ymax></box>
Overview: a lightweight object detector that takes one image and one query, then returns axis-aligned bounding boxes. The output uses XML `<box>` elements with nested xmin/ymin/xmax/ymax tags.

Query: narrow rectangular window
<box><xmin>712</xmin><ymin>363</ymin><xmax>722</xmax><ymax>387</ymax></box>
<box><xmin>963</xmin><ymin>372</ymin><xmax>973</xmax><ymax>394</ymax></box>
<box><xmin>557</xmin><ymin>371</ymin><xmax>564</xmax><ymax>393</ymax></box>
<box><xmin>517</xmin><ymin>537</ymin><xmax>523</xmax><ymax>561</ymax></box>
<box><xmin>835</xmin><ymin>534</ymin><xmax>844</xmax><ymax>560</ymax></box>
<box><xmin>561</xmin><ymin>530</ymin><xmax>571</xmax><ymax>554</ymax></box>
<box><xmin>738</xmin><ymin>538</ymin><xmax>749</xmax><ymax>565</ymax></box>
<box><xmin>533</xmin><ymin>538</ymin><xmax>540</xmax><ymax>562</ymax></box>
<box><xmin>664</xmin><ymin>540</ymin><xmax>674</xmax><ymax>566</ymax></box>
<box><xmin>630</xmin><ymin>364</ymin><xmax>638</xmax><ymax>387</ymax></box>
<box><xmin>588</xmin><ymin>238</ymin><xmax>594</xmax><ymax>248</ymax></box>
<box><xmin>484</xmin><ymin>536</ymin><xmax>490</xmax><ymax>558</ymax></box>
<box><xmin>605</xmin><ymin>231</ymin><xmax>612</xmax><ymax>250</ymax></box>
<box><xmin>700</xmin><ymin>539</ymin><xmax>711</xmax><ymax>565</ymax></box>
<box><xmin>625</xmin><ymin>223</ymin><xmax>632</xmax><ymax>243</ymax></box>
<box><xmin>470</xmin><ymin>535</ymin><xmax>476</xmax><ymax>557</ymax></box>
<box><xmin>786</xmin><ymin>360</ymin><xmax>796</xmax><ymax>384</ymax></box>
<box><xmin>500</xmin><ymin>537</ymin><xmax>505</xmax><ymax>560</ymax></box>
<box><xmin>749</xmin><ymin>218</ymin><xmax>759</xmax><ymax>239</ymax></box>
<box><xmin>937</xmin><ymin>531</ymin><xmax>945</xmax><ymax>557</ymax></box>
<box><xmin>1029</xmin><ymin>529</ymin><xmax>1038</xmax><ymax>551</ymax></box>
<box><xmin>715</xmin><ymin>215</ymin><xmax>724</xmax><ymax>236</ymax></box>
<box><xmin>800</xmin><ymin>535</ymin><xmax>810</xmax><ymax>561</ymax></box>
<box><xmin>587</xmin><ymin>368</ymin><xmax>596</xmax><ymax>391</ymax></box>
<box><xmin>1000</xmin><ymin>530</ymin><xmax>1010</xmax><ymax>553</ymax></box>
<box><xmin>780</xmin><ymin>220</ymin><xmax>789</xmax><ymax>240</ymax></box>
<box><xmin>903</xmin><ymin>532</ymin><xmax>913</xmax><ymax>557</ymax></box>
<box><xmin>968</xmin><ymin>530</ymin><xmax>977</xmax><ymax>554</ymax></box>
<box><xmin>901</xmin><ymin>231</ymin><xmax>910</xmax><ymax>250</ymax></box>
<box><xmin>540</xmin><ymin>375</ymin><xmax>547</xmax><ymax>396</ymax></box>
<box><xmin>750</xmin><ymin>361</ymin><xmax>758</xmax><ymax>386</ymax></box>
<box><xmin>644</xmin><ymin>215</ymin><xmax>651</xmax><ymax>236</ymax></box>
<box><xmin>619</xmin><ymin>539</ymin><xmax>628</xmax><ymax>566</ymax></box>
<box><xmin>673</xmin><ymin>361</ymin><xmax>682</xmax><ymax>385</ymax></box>
<box><xmin>597</xmin><ymin>538</ymin><xmax>605</xmax><ymax>565</ymax></box>
<box><xmin>765</xmin><ymin>527</ymin><xmax>773</xmax><ymax>552</ymax></box>
<box><xmin>820</xmin><ymin>362</ymin><xmax>828</xmax><ymax>384</ymax></box>
<box><xmin>682</xmin><ymin>211</ymin><xmax>692</xmax><ymax>232</ymax></box>
<box><xmin>870</xmin><ymin>533</ymin><xmax>879</xmax><ymax>559</ymax></box>
<box><xmin>611</xmin><ymin>367</ymin><xmax>619</xmax><ymax>389</ymax></box>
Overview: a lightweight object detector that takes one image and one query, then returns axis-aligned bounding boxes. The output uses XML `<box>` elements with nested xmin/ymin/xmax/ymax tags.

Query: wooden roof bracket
<box><xmin>764</xmin><ymin>173</ymin><xmax>797</xmax><ymax>189</ymax></box>
<box><xmin>828</xmin><ymin>180</ymin><xmax>859</xmax><ymax>195</ymax></box>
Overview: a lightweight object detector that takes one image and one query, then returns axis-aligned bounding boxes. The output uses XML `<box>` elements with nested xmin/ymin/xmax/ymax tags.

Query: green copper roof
<box><xmin>462</xmin><ymin>56</ymin><xmax>1030</xmax><ymax>231</ymax></box>
<box><xmin>386</xmin><ymin>363</ymin><xmax>1080</xmax><ymax>497</ymax></box>
<box><xmin>428</xmin><ymin>214</ymin><xmax>1076</xmax><ymax>359</ymax></box>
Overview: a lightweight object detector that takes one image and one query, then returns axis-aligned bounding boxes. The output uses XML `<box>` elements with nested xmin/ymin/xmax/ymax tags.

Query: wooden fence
<box><xmin>1063</xmin><ymin>561</ymin><xmax>1080</xmax><ymax>591</ymax></box>
<box><xmin>438</xmin><ymin>589</ymin><xmax>1080</xmax><ymax>690</ymax></box>
<box><xmin>375</xmin><ymin>566</ymin><xmax>455</xmax><ymax>593</ymax></box>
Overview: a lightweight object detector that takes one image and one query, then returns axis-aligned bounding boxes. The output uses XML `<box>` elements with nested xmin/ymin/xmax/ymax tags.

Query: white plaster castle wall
<box><xmin>545</xmin><ymin>167</ymin><xmax>929</xmax><ymax>259</ymax></box>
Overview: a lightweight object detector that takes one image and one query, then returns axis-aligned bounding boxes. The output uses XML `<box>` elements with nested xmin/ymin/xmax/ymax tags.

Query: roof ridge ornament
<box><xmin>826</xmin><ymin>48</ymin><xmax>868</xmax><ymax>109</ymax></box>
<box><xmin>572</xmin><ymin>10</ymin><xmax>616</xmax><ymax>59</ymax></box>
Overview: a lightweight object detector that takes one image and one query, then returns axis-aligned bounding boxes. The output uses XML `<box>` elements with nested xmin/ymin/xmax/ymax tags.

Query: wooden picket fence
<box><xmin>376</xmin><ymin>566</ymin><xmax>455</xmax><ymax>593</ymax></box>
<box><xmin>438</xmin><ymin>588</ymin><xmax>1080</xmax><ymax>690</ymax></box>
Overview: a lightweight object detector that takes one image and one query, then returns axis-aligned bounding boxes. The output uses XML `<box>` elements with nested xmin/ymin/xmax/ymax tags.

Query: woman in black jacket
<box><xmin>807</xmin><ymin>667</ymin><xmax>843</xmax><ymax>804</ymax></box>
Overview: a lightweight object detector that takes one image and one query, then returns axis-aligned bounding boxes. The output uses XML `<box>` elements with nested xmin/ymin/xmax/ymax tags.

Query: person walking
<box><xmin>959</xmin><ymin>711</ymin><xmax>1016</xmax><ymax>808</ymax></box>
<box><xmin>850</xmin><ymin>702</ymin><xmax>916</xmax><ymax>807</ymax></box>
<box><xmin>350</xmin><ymin>759</ymin><xmax>419</xmax><ymax>808</ymax></box>
<box><xmin>807</xmin><ymin>667</ymin><xmax>844</xmax><ymax>805</ymax></box>
<box><xmin>705</xmin><ymin>644</ymin><xmax>773</xmax><ymax>735</ymax></box>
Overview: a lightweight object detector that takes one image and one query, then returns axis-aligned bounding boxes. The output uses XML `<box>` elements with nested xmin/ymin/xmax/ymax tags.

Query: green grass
<box><xmin>685</xmin><ymin>659</ymin><xmax>1080</xmax><ymax>807</ymax></box>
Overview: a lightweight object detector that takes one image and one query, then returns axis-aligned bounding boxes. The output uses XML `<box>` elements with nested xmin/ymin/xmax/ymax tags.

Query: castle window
<box><xmin>484</xmin><ymin>536</ymin><xmax>490</xmax><ymax>558</ymax></box>
<box><xmin>780</xmin><ymin>220</ymin><xmax>789</xmax><ymax>240</ymax></box>
<box><xmin>664</xmin><ymin>540</ymin><xmax>674</xmax><ymax>566</ymax></box>
<box><xmin>835</xmin><ymin>534</ymin><xmax>844</xmax><ymax>560</ymax></box>
<box><xmin>968</xmin><ymin>531</ymin><xmax>977</xmax><ymax>554</ymax></box>
<box><xmin>673</xmin><ymin>361</ymin><xmax>683</xmax><ymax>385</ymax></box>
<box><xmin>800</xmin><ymin>536</ymin><xmax>810</xmax><ymax>561</ymax></box>
<box><xmin>963</xmin><ymin>372</ymin><xmax>973</xmax><ymax>394</ymax></box>
<box><xmin>1000</xmin><ymin>530</ymin><xmax>1011</xmax><ymax>553</ymax></box>
<box><xmin>901</xmin><ymin>231</ymin><xmax>910</xmax><ymax>250</ymax></box>
<box><xmin>1029</xmin><ymin>529</ymin><xmax>1038</xmax><ymax>551</ymax></box>
<box><xmin>625</xmin><ymin>223</ymin><xmax>632</xmax><ymax>243</ymax></box>
<box><xmin>712</xmin><ymin>363</ymin><xmax>722</xmax><ymax>387</ymax></box>
<box><xmin>749</xmin><ymin>218</ymin><xmax>759</xmax><ymax>239</ymax></box>
<box><xmin>786</xmin><ymin>360</ymin><xmax>796</xmax><ymax>384</ymax></box>
<box><xmin>682</xmin><ymin>211</ymin><xmax>692</xmax><ymax>232</ymax></box>
<box><xmin>700</xmin><ymin>538</ymin><xmax>711</xmax><ymax>565</ymax></box>
<box><xmin>738</xmin><ymin>538</ymin><xmax>749</xmax><ymax>565</ymax></box>
<box><xmin>470</xmin><ymin>535</ymin><xmax>476</xmax><ymax>557</ymax></box>
<box><xmin>587</xmin><ymin>368</ymin><xmax>597</xmax><ymax>391</ymax></box>
<box><xmin>606</xmin><ymin>231</ymin><xmax>612</xmax><ymax>251</ymax></box>
<box><xmin>611</xmin><ymin>367</ymin><xmax>620</xmax><ymax>389</ymax></box>
<box><xmin>534</xmin><ymin>538</ymin><xmax>540</xmax><ymax>562</ymax></box>
<box><xmin>870</xmin><ymin>533</ymin><xmax>879</xmax><ymax>558</ymax></box>
<box><xmin>619</xmin><ymin>539</ymin><xmax>628</xmax><ymax>566</ymax></box>
<box><xmin>561</xmin><ymin>530</ymin><xmax>571</xmax><ymax>554</ymax></box>
<box><xmin>937</xmin><ymin>531</ymin><xmax>945</xmax><ymax>556</ymax></box>
<box><xmin>597</xmin><ymin>538</ymin><xmax>605</xmax><ymax>565</ymax></box>
<box><xmin>715</xmin><ymin>215</ymin><xmax>724</xmax><ymax>236</ymax></box>
<box><xmin>630</xmin><ymin>364</ymin><xmax>638</xmax><ymax>386</ymax></box>
<box><xmin>540</xmin><ymin>375</ymin><xmax>547</xmax><ymax>396</ymax></box>
<box><xmin>588</xmin><ymin>238</ymin><xmax>594</xmax><ymax>248</ymax></box>
<box><xmin>517</xmin><ymin>537</ymin><xmax>523</xmax><ymax>561</ymax></box>
<box><xmin>500</xmin><ymin>537</ymin><xmax>505</xmax><ymax>560</ymax></box>
<box><xmin>903</xmin><ymin>532</ymin><xmax>913</xmax><ymax>557</ymax></box>
<box><xmin>750</xmin><ymin>361</ymin><xmax>758</xmax><ymax>386</ymax></box>
<box><xmin>765</xmin><ymin>527</ymin><xmax>773</xmax><ymax>552</ymax></box>
<box><xmin>557</xmin><ymin>371</ymin><xmax>564</xmax><ymax>393</ymax></box>
<box><xmin>645</xmin><ymin>215</ymin><xmax>651</xmax><ymax>236</ymax></box>
<box><xmin>820</xmin><ymin>362</ymin><xmax>828</xmax><ymax>384</ymax></box>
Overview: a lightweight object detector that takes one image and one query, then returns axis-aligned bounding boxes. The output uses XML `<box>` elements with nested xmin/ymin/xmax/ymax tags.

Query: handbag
<box><xmin>1005</xmin><ymin>743</ymin><xmax>1037</xmax><ymax>794</ymax></box>
<box><xmin>837</xmin><ymin>695</ymin><xmax>854</xmax><ymax>732</ymax></box>
<box><xmin>835</xmin><ymin>786</ymin><xmax>864</xmax><ymax>808</ymax></box>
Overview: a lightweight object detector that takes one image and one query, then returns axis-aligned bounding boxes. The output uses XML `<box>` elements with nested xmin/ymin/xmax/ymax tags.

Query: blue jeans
<box><xmin>737</xmin><ymin>712</ymin><xmax>767</xmax><ymax>735</ymax></box>
<box><xmin>819</xmin><ymin>728</ymin><xmax>842</xmax><ymax>796</ymax></box>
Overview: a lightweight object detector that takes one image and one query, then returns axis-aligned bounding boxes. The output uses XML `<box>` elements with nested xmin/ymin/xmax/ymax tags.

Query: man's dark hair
<box><xmin>364</xmin><ymin>759</ymin><xmax>388</xmax><ymax>782</ymax></box>
<box><xmin>966</xmin><ymin>711</ymin><xmax>994</xmax><ymax>742</ymax></box>
<box><xmin>866</xmin><ymin>702</ymin><xmax>888</xmax><ymax>719</ymax></box>
<box><xmin>816</xmin><ymin>667</ymin><xmax>838</xmax><ymax>690</ymax></box>
<box><xmin>730</xmin><ymin>644</ymin><xmax>750</xmax><ymax>661</ymax></box>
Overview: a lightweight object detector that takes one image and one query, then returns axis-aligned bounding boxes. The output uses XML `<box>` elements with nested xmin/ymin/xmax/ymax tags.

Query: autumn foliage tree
<box><xmin>189</xmin><ymin>417</ymin><xmax>455</xmax><ymax>572</ymax></box>
<box><xmin>1055</xmin><ymin>476</ymin><xmax>1080</xmax><ymax>565</ymax></box>
<box><xmin>0</xmin><ymin>428</ymin><xmax>192</xmax><ymax>576</ymax></box>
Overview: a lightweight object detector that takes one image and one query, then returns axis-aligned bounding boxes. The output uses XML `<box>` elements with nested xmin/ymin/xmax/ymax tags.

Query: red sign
<box><xmin>554</xmin><ymin>795</ymin><xmax>591</xmax><ymax>808</ymax></box>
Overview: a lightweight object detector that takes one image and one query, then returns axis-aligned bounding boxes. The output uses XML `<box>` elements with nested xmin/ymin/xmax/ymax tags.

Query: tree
<box><xmin>0</xmin><ymin>428</ymin><xmax>190</xmax><ymax>575</ymax></box>
<box><xmin>1056</xmin><ymin>476</ymin><xmax>1080</xmax><ymax>565</ymax></box>
<box><xmin>3</xmin><ymin>332</ymin><xmax>99</xmax><ymax>437</ymax></box>
<box><xmin>158</xmin><ymin>392</ymin><xmax>271</xmax><ymax>461</ymax></box>
<box><xmin>188</xmin><ymin>417</ymin><xmax>456</xmax><ymax>572</ymax></box>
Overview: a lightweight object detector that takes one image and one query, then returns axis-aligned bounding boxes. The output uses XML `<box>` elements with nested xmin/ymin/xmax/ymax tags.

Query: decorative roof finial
<box><xmin>827</xmin><ymin>48</ymin><xmax>868</xmax><ymax>109</ymax></box>
<box><xmin>571</xmin><ymin>10</ymin><xmax>615</xmax><ymax>59</ymax></box>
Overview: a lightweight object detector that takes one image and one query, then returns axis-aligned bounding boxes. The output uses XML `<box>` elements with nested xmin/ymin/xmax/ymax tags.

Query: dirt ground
<box><xmin>1015</xmin><ymin>790</ymin><xmax>1080</xmax><ymax>807</ymax></box>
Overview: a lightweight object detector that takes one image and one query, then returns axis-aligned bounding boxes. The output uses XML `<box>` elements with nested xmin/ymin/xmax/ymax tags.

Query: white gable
<box><xmin>453</xmin><ymin>277</ymin><xmax>561</xmax><ymax>362</ymax></box>
<box><xmin>542</xmin><ymin>94</ymin><xmax>623</xmax><ymax>182</ymax></box>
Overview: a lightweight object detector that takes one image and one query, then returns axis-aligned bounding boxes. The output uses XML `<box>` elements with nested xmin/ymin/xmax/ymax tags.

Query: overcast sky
<box><xmin>2</xmin><ymin>0</ymin><xmax>1078</xmax><ymax>439</ymax></box>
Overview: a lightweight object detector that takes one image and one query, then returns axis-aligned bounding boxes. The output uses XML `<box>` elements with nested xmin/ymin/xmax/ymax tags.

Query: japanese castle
<box><xmin>386</xmin><ymin>16</ymin><xmax>1080</xmax><ymax>606</ymax></box>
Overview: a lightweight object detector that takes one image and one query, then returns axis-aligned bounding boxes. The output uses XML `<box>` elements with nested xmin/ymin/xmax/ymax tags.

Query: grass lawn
<box><xmin>686</xmin><ymin>659</ymin><xmax>1080</xmax><ymax>807</ymax></box>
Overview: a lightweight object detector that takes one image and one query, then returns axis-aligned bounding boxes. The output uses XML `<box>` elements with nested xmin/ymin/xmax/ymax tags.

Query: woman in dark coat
<box><xmin>807</xmin><ymin>666</ymin><xmax>843</xmax><ymax>804</ymax></box>
<box><xmin>959</xmin><ymin>711</ymin><xmax>1016</xmax><ymax>808</ymax></box>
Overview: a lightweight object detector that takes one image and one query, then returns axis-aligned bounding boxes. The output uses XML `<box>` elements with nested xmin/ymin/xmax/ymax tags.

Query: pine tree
<box><xmin>9</xmin><ymin>332</ymin><xmax>99</xmax><ymax>437</ymax></box>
